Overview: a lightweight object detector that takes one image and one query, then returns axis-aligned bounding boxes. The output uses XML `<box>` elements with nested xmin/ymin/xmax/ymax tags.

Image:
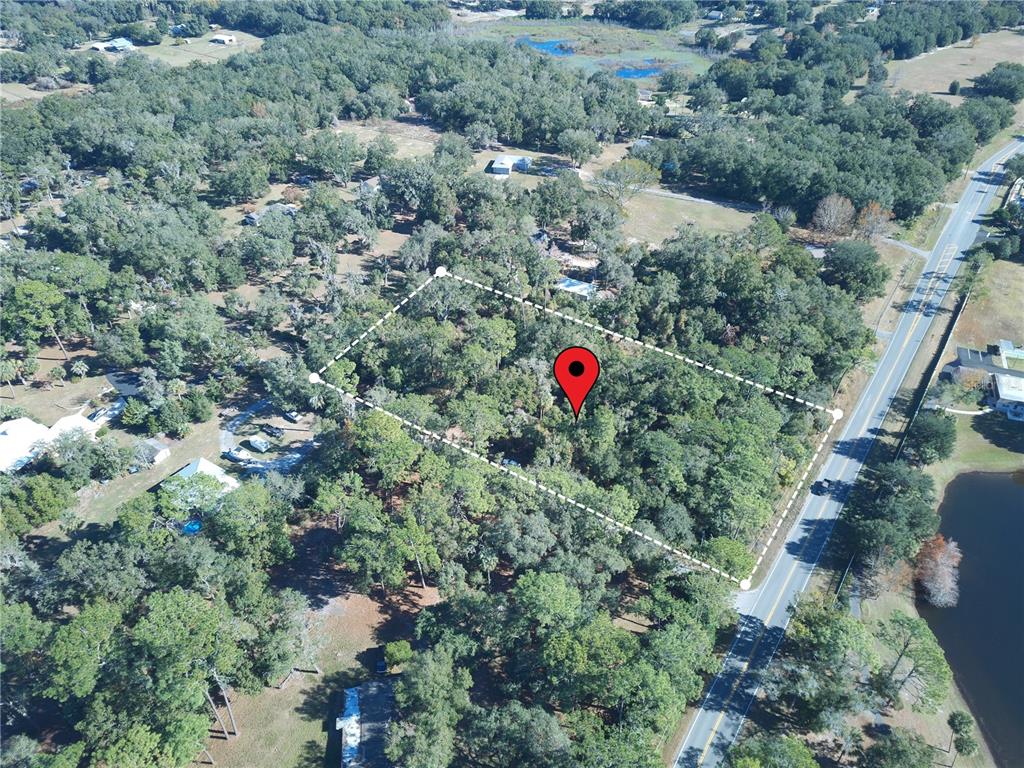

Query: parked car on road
<box><xmin>811</xmin><ymin>479</ymin><xmax>832</xmax><ymax>496</ymax></box>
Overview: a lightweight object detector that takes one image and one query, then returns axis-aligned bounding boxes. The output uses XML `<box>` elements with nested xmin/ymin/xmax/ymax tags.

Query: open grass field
<box><xmin>621</xmin><ymin>189</ymin><xmax>754</xmax><ymax>244</ymax></box>
<box><xmin>886</xmin><ymin>30</ymin><xmax>1024</xmax><ymax>106</ymax></box>
<box><xmin>134</xmin><ymin>30</ymin><xmax>263</xmax><ymax>67</ymax></box>
<box><xmin>948</xmin><ymin>259</ymin><xmax>1024</xmax><ymax>353</ymax></box>
<box><xmin>457</xmin><ymin>17</ymin><xmax>711</xmax><ymax>86</ymax></box>
<box><xmin>5</xmin><ymin>368</ymin><xmax>112</xmax><ymax>426</ymax></box>
<box><xmin>927</xmin><ymin>411</ymin><xmax>1024</xmax><ymax>493</ymax></box>
<box><xmin>335</xmin><ymin>119</ymin><xmax>441</xmax><ymax>160</ymax></box>
<box><xmin>0</xmin><ymin>81</ymin><xmax>89</xmax><ymax>104</ymax></box>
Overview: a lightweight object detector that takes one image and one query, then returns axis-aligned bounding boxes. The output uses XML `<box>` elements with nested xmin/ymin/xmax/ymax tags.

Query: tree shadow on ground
<box><xmin>970</xmin><ymin>411</ymin><xmax>1024</xmax><ymax>453</ymax></box>
<box><xmin>372</xmin><ymin>587</ymin><xmax>432</xmax><ymax>648</ymax></box>
<box><xmin>784</xmin><ymin>515</ymin><xmax>839</xmax><ymax>566</ymax></box>
<box><xmin>270</xmin><ymin>524</ymin><xmax>348</xmax><ymax>611</ymax></box>
<box><xmin>294</xmin><ymin>669</ymin><xmax>364</xmax><ymax>768</ymax></box>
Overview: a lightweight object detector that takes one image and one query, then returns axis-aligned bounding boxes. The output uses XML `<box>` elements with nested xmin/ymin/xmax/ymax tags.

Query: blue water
<box><xmin>516</xmin><ymin>37</ymin><xmax>574</xmax><ymax>56</ymax></box>
<box><xmin>616</xmin><ymin>66</ymin><xmax>662</xmax><ymax>79</ymax></box>
<box><xmin>182</xmin><ymin>518</ymin><xmax>202</xmax><ymax>535</ymax></box>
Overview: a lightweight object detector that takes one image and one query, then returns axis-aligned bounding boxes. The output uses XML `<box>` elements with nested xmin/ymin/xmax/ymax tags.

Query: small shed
<box><xmin>489</xmin><ymin>155</ymin><xmax>515</xmax><ymax>176</ymax></box>
<box><xmin>555</xmin><ymin>276</ymin><xmax>597</xmax><ymax>300</ymax></box>
<box><xmin>211</xmin><ymin>33</ymin><xmax>237</xmax><ymax>45</ymax></box>
<box><xmin>139</xmin><ymin>438</ymin><xmax>171</xmax><ymax>465</ymax></box>
<box><xmin>706</xmin><ymin>10</ymin><xmax>725</xmax><ymax>21</ymax></box>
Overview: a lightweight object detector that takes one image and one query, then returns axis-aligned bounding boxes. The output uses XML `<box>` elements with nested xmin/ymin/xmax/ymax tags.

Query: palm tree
<box><xmin>309</xmin><ymin>389</ymin><xmax>325</xmax><ymax>411</ymax></box>
<box><xmin>0</xmin><ymin>358</ymin><xmax>18</xmax><ymax>398</ymax></box>
<box><xmin>167</xmin><ymin>379</ymin><xmax>188</xmax><ymax>401</ymax></box>
<box><xmin>70</xmin><ymin>359</ymin><xmax>89</xmax><ymax>381</ymax></box>
<box><xmin>48</xmin><ymin>366</ymin><xmax>67</xmax><ymax>388</ymax></box>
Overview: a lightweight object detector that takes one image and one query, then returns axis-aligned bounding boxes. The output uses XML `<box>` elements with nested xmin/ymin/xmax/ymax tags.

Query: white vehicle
<box><xmin>246</xmin><ymin>436</ymin><xmax>272</xmax><ymax>453</ymax></box>
<box><xmin>223</xmin><ymin>448</ymin><xmax>254</xmax><ymax>464</ymax></box>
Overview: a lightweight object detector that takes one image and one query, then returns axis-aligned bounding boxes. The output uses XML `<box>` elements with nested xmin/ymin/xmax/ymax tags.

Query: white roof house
<box><xmin>0</xmin><ymin>414</ymin><xmax>100</xmax><ymax>473</ymax></box>
<box><xmin>49</xmin><ymin>413</ymin><xmax>101</xmax><ymax>439</ymax></box>
<box><xmin>173</xmin><ymin>458</ymin><xmax>239</xmax><ymax>490</ymax></box>
<box><xmin>487</xmin><ymin>155</ymin><xmax>532</xmax><ymax>177</ymax></box>
<box><xmin>105</xmin><ymin>37</ymin><xmax>134</xmax><ymax>52</ymax></box>
<box><xmin>210</xmin><ymin>33</ymin><xmax>237</xmax><ymax>45</ymax></box>
<box><xmin>0</xmin><ymin>418</ymin><xmax>51</xmax><ymax>473</ymax></box>
<box><xmin>489</xmin><ymin>155</ymin><xmax>515</xmax><ymax>175</ymax></box>
<box><xmin>993</xmin><ymin>373</ymin><xmax>1024</xmax><ymax>422</ymax></box>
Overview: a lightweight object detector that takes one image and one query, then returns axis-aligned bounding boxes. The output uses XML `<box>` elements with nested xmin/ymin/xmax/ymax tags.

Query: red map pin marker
<box><xmin>554</xmin><ymin>347</ymin><xmax>600</xmax><ymax>421</ymax></box>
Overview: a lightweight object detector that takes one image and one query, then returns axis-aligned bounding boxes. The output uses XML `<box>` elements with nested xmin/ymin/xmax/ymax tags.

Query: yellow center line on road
<box><xmin>696</xmin><ymin>452</ymin><xmax>856</xmax><ymax>764</ymax></box>
<box><xmin>690</xmin><ymin>165</ymin><xmax>1009</xmax><ymax>763</ymax></box>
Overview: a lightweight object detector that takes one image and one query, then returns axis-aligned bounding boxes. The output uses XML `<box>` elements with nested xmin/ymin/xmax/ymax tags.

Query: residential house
<box><xmin>993</xmin><ymin>373</ymin><xmax>1024</xmax><ymax>422</ymax></box>
<box><xmin>243</xmin><ymin>202</ymin><xmax>298</xmax><ymax>226</ymax></box>
<box><xmin>172</xmin><ymin>457</ymin><xmax>239</xmax><ymax>490</ymax></box>
<box><xmin>335</xmin><ymin>680</ymin><xmax>393</xmax><ymax>767</ymax></box>
<box><xmin>0</xmin><ymin>413</ymin><xmax>100</xmax><ymax>473</ymax></box>
<box><xmin>555</xmin><ymin>276</ymin><xmax>597</xmax><ymax>300</ymax></box>
<box><xmin>486</xmin><ymin>155</ymin><xmax>532</xmax><ymax>177</ymax></box>
<box><xmin>105</xmin><ymin>37</ymin><xmax>134</xmax><ymax>53</ymax></box>
<box><xmin>0</xmin><ymin>417</ymin><xmax>51</xmax><ymax>473</ymax></box>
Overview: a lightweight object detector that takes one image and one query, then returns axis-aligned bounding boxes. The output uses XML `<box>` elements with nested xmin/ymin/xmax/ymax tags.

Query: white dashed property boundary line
<box><xmin>313</xmin><ymin>376</ymin><xmax>740</xmax><ymax>584</ymax></box>
<box><xmin>316</xmin><ymin>275</ymin><xmax>437</xmax><ymax>375</ymax></box>
<box><xmin>748</xmin><ymin>417</ymin><xmax>838</xmax><ymax>579</ymax></box>
<box><xmin>446</xmin><ymin>270</ymin><xmax>840</xmax><ymax>417</ymax></box>
<box><xmin>310</xmin><ymin>267</ymin><xmax>844</xmax><ymax>588</ymax></box>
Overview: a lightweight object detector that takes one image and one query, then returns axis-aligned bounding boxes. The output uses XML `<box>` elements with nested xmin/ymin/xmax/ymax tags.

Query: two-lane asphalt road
<box><xmin>674</xmin><ymin>137</ymin><xmax>1024</xmax><ymax>768</ymax></box>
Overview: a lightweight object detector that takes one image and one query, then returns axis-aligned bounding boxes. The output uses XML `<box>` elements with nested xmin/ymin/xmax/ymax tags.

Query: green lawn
<box><xmin>927</xmin><ymin>412</ymin><xmax>1024</xmax><ymax>493</ymax></box>
<box><xmin>135</xmin><ymin>30</ymin><xmax>262</xmax><ymax>67</ymax></box>
<box><xmin>858</xmin><ymin>588</ymin><xmax>996</xmax><ymax>768</ymax></box>
<box><xmin>621</xmin><ymin>190</ymin><xmax>754</xmax><ymax>244</ymax></box>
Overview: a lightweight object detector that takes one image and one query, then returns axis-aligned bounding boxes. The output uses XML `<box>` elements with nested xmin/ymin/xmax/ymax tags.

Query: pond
<box><xmin>516</xmin><ymin>37</ymin><xmax>574</xmax><ymax>56</ymax></box>
<box><xmin>918</xmin><ymin>471</ymin><xmax>1024</xmax><ymax>768</ymax></box>
<box><xmin>615</xmin><ymin>65</ymin><xmax>662</xmax><ymax>79</ymax></box>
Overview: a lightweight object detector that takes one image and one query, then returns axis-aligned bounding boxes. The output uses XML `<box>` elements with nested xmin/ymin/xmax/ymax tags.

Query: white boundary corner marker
<box><xmin>309</xmin><ymin>267</ymin><xmax>844</xmax><ymax>587</ymax></box>
<box><xmin>312</xmin><ymin>377</ymin><xmax>739</xmax><ymax>584</ymax></box>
